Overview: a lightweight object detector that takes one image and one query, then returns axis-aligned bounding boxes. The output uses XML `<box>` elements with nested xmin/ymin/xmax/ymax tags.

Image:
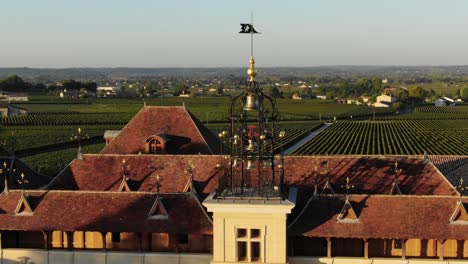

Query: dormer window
<box><xmin>145</xmin><ymin>134</ymin><xmax>168</xmax><ymax>154</ymax></box>
<box><xmin>149</xmin><ymin>138</ymin><xmax>164</xmax><ymax>154</ymax></box>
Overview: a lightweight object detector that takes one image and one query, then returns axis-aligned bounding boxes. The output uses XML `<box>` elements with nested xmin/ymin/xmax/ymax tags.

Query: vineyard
<box><xmin>0</xmin><ymin>125</ymin><xmax>122</xmax><ymax>152</ymax></box>
<box><xmin>219</xmin><ymin>122</ymin><xmax>324</xmax><ymax>154</ymax></box>
<box><xmin>1</xmin><ymin>113</ymin><xmax>134</xmax><ymax>126</ymax></box>
<box><xmin>292</xmin><ymin>120</ymin><xmax>468</xmax><ymax>155</ymax></box>
<box><xmin>415</xmin><ymin>105</ymin><xmax>468</xmax><ymax>115</ymax></box>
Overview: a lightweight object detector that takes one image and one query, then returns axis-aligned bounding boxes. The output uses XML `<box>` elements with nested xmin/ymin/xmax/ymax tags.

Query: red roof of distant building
<box><xmin>101</xmin><ymin>106</ymin><xmax>221</xmax><ymax>155</ymax></box>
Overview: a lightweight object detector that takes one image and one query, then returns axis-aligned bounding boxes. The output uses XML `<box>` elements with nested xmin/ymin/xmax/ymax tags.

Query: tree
<box><xmin>461</xmin><ymin>87</ymin><xmax>468</xmax><ymax>101</ymax></box>
<box><xmin>62</xmin><ymin>79</ymin><xmax>80</xmax><ymax>91</ymax></box>
<box><xmin>270</xmin><ymin>86</ymin><xmax>283</xmax><ymax>99</ymax></box>
<box><xmin>409</xmin><ymin>86</ymin><xmax>426</xmax><ymax>99</ymax></box>
<box><xmin>217</xmin><ymin>86</ymin><xmax>224</xmax><ymax>96</ymax></box>
<box><xmin>371</xmin><ymin>77</ymin><xmax>383</xmax><ymax>94</ymax></box>
<box><xmin>0</xmin><ymin>75</ymin><xmax>26</xmax><ymax>91</ymax></box>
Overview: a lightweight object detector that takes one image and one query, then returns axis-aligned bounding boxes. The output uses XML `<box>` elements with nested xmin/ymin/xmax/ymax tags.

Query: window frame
<box><xmin>235</xmin><ymin>227</ymin><xmax>263</xmax><ymax>262</ymax></box>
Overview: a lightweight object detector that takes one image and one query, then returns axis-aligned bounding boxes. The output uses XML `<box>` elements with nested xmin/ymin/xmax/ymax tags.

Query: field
<box><xmin>5</xmin><ymin>96</ymin><xmax>468</xmax><ymax>177</ymax></box>
<box><xmin>292</xmin><ymin>119</ymin><xmax>468</xmax><ymax>155</ymax></box>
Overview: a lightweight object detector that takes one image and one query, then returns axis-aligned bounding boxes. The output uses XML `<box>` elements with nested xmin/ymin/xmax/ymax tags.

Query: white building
<box><xmin>376</xmin><ymin>94</ymin><xmax>396</xmax><ymax>104</ymax></box>
<box><xmin>435</xmin><ymin>97</ymin><xmax>456</xmax><ymax>107</ymax></box>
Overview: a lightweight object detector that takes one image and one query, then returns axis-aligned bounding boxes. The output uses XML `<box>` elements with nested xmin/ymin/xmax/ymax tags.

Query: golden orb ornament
<box><xmin>247</xmin><ymin>56</ymin><xmax>257</xmax><ymax>81</ymax></box>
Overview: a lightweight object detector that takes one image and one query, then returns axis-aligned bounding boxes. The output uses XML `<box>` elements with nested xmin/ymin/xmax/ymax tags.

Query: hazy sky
<box><xmin>1</xmin><ymin>0</ymin><xmax>467</xmax><ymax>67</ymax></box>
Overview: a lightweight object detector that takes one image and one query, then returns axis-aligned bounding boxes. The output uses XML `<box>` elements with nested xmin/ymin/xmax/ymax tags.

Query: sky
<box><xmin>1</xmin><ymin>0</ymin><xmax>467</xmax><ymax>68</ymax></box>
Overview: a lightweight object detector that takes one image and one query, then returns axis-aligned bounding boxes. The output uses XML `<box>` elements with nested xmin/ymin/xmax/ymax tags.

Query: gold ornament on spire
<box><xmin>247</xmin><ymin>56</ymin><xmax>257</xmax><ymax>82</ymax></box>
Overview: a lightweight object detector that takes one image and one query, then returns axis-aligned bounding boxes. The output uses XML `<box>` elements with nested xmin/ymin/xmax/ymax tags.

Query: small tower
<box><xmin>204</xmin><ymin>21</ymin><xmax>294</xmax><ymax>264</ymax></box>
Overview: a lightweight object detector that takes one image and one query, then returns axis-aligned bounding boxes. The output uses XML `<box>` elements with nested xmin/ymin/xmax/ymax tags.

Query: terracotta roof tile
<box><xmin>48</xmin><ymin>154</ymin><xmax>224</xmax><ymax>195</ymax></box>
<box><xmin>284</xmin><ymin>156</ymin><xmax>456</xmax><ymax>196</ymax></box>
<box><xmin>289</xmin><ymin>195</ymin><xmax>468</xmax><ymax>240</ymax></box>
<box><xmin>101</xmin><ymin>106</ymin><xmax>221</xmax><ymax>155</ymax></box>
<box><xmin>50</xmin><ymin>155</ymin><xmax>455</xmax><ymax>197</ymax></box>
<box><xmin>0</xmin><ymin>191</ymin><xmax>212</xmax><ymax>234</ymax></box>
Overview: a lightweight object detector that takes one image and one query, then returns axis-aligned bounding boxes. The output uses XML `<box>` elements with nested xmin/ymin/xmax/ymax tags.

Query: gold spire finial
<box><xmin>247</xmin><ymin>56</ymin><xmax>257</xmax><ymax>81</ymax></box>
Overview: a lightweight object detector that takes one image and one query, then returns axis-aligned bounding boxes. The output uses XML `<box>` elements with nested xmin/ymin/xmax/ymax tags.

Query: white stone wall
<box><xmin>1</xmin><ymin>249</ymin><xmax>211</xmax><ymax>264</ymax></box>
<box><xmin>1</xmin><ymin>250</ymin><xmax>466</xmax><ymax>264</ymax></box>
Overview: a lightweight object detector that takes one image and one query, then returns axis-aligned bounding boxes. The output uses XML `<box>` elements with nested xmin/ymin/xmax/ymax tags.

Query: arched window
<box><xmin>149</xmin><ymin>139</ymin><xmax>164</xmax><ymax>154</ymax></box>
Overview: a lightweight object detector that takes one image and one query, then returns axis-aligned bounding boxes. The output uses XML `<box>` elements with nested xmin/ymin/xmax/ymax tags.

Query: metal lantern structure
<box><xmin>218</xmin><ymin>56</ymin><xmax>284</xmax><ymax>199</ymax></box>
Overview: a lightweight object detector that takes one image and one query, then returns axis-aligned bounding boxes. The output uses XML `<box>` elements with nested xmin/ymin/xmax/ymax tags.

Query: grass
<box><xmin>22</xmin><ymin>143</ymin><xmax>105</xmax><ymax>176</ymax></box>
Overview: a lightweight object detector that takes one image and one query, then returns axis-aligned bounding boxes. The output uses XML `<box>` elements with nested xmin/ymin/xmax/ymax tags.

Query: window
<box><xmin>111</xmin><ymin>232</ymin><xmax>121</xmax><ymax>243</ymax></box>
<box><xmin>236</xmin><ymin>228</ymin><xmax>262</xmax><ymax>262</ymax></box>
<box><xmin>149</xmin><ymin>139</ymin><xmax>164</xmax><ymax>154</ymax></box>
<box><xmin>393</xmin><ymin>239</ymin><xmax>402</xmax><ymax>249</ymax></box>
<box><xmin>177</xmin><ymin>234</ymin><xmax>189</xmax><ymax>244</ymax></box>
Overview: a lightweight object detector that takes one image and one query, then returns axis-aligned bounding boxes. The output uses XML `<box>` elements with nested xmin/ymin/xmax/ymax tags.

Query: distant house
<box><xmin>335</xmin><ymin>98</ymin><xmax>346</xmax><ymax>104</ymax></box>
<box><xmin>382</xmin><ymin>78</ymin><xmax>389</xmax><ymax>84</ymax></box>
<box><xmin>0</xmin><ymin>103</ymin><xmax>28</xmax><ymax>117</ymax></box>
<box><xmin>60</xmin><ymin>89</ymin><xmax>80</xmax><ymax>99</ymax></box>
<box><xmin>376</xmin><ymin>94</ymin><xmax>396</xmax><ymax>104</ymax></box>
<box><xmin>361</xmin><ymin>96</ymin><xmax>370</xmax><ymax>103</ymax></box>
<box><xmin>316</xmin><ymin>95</ymin><xmax>327</xmax><ymax>100</ymax></box>
<box><xmin>435</xmin><ymin>97</ymin><xmax>456</xmax><ymax>107</ymax></box>
<box><xmin>292</xmin><ymin>93</ymin><xmax>302</xmax><ymax>100</ymax></box>
<box><xmin>97</xmin><ymin>85</ymin><xmax>121</xmax><ymax>97</ymax></box>
<box><xmin>347</xmin><ymin>99</ymin><xmax>356</xmax><ymax>105</ymax></box>
<box><xmin>0</xmin><ymin>93</ymin><xmax>29</xmax><ymax>102</ymax></box>
<box><xmin>103</xmin><ymin>130</ymin><xmax>121</xmax><ymax>145</ymax></box>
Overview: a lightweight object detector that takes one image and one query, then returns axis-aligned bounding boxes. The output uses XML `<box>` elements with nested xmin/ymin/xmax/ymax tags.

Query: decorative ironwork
<box><xmin>17</xmin><ymin>173</ymin><xmax>28</xmax><ymax>195</ymax></box>
<box><xmin>217</xmin><ymin>59</ymin><xmax>284</xmax><ymax>197</ymax></box>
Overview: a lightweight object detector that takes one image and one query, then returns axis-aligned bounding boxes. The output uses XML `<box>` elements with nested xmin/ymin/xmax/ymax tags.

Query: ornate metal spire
<box><xmin>216</xmin><ymin>21</ymin><xmax>284</xmax><ymax>199</ymax></box>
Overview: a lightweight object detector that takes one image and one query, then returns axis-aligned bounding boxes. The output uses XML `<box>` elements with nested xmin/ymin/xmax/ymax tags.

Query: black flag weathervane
<box><xmin>239</xmin><ymin>23</ymin><xmax>260</xmax><ymax>34</ymax></box>
<box><xmin>239</xmin><ymin>13</ymin><xmax>260</xmax><ymax>57</ymax></box>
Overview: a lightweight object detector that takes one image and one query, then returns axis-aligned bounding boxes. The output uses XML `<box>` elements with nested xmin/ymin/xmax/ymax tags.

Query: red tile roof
<box><xmin>49</xmin><ymin>155</ymin><xmax>455</xmax><ymax>197</ymax></box>
<box><xmin>47</xmin><ymin>154</ymin><xmax>224</xmax><ymax>195</ymax></box>
<box><xmin>101</xmin><ymin>106</ymin><xmax>221</xmax><ymax>155</ymax></box>
<box><xmin>0</xmin><ymin>191</ymin><xmax>212</xmax><ymax>234</ymax></box>
<box><xmin>430</xmin><ymin>155</ymin><xmax>468</xmax><ymax>195</ymax></box>
<box><xmin>289</xmin><ymin>195</ymin><xmax>468</xmax><ymax>240</ymax></box>
<box><xmin>284</xmin><ymin>156</ymin><xmax>456</xmax><ymax>196</ymax></box>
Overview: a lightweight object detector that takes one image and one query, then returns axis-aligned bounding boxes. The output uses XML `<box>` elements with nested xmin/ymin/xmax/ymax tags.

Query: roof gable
<box><xmin>336</xmin><ymin>198</ymin><xmax>359</xmax><ymax>223</ymax></box>
<box><xmin>148</xmin><ymin>196</ymin><xmax>168</xmax><ymax>220</ymax></box>
<box><xmin>449</xmin><ymin>201</ymin><xmax>468</xmax><ymax>224</ymax></box>
<box><xmin>14</xmin><ymin>194</ymin><xmax>33</xmax><ymax>216</ymax></box>
<box><xmin>118</xmin><ymin>178</ymin><xmax>132</xmax><ymax>192</ymax></box>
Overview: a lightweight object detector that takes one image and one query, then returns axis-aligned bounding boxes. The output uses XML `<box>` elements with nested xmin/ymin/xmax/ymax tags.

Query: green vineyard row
<box><xmin>292</xmin><ymin>120</ymin><xmax>468</xmax><ymax>155</ymax></box>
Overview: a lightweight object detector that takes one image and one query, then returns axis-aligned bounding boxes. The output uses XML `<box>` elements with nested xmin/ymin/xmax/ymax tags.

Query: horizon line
<box><xmin>2</xmin><ymin>65</ymin><xmax>468</xmax><ymax>69</ymax></box>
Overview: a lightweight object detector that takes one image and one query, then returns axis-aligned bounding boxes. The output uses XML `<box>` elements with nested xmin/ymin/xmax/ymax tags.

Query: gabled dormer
<box><xmin>449</xmin><ymin>200</ymin><xmax>468</xmax><ymax>224</ymax></box>
<box><xmin>321</xmin><ymin>178</ymin><xmax>335</xmax><ymax>195</ymax></box>
<box><xmin>148</xmin><ymin>196</ymin><xmax>168</xmax><ymax>220</ymax></box>
<box><xmin>118</xmin><ymin>178</ymin><xmax>132</xmax><ymax>192</ymax></box>
<box><xmin>337</xmin><ymin>198</ymin><xmax>359</xmax><ymax>223</ymax></box>
<box><xmin>183</xmin><ymin>177</ymin><xmax>195</xmax><ymax>193</ymax></box>
<box><xmin>14</xmin><ymin>194</ymin><xmax>34</xmax><ymax>216</ymax></box>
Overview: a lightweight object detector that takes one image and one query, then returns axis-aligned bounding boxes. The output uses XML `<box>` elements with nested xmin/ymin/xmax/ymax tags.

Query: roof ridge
<box><xmin>184</xmin><ymin>108</ymin><xmax>215</xmax><ymax>154</ymax></box>
<box><xmin>100</xmin><ymin>106</ymin><xmax>147</xmax><ymax>154</ymax></box>
<box><xmin>81</xmin><ymin>153</ymin><xmax>223</xmax><ymax>158</ymax></box>
<box><xmin>8</xmin><ymin>189</ymin><xmax>196</xmax><ymax>195</ymax></box>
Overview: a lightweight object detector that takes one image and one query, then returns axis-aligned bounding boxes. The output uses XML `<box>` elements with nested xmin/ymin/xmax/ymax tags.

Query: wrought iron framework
<box><xmin>218</xmin><ymin>57</ymin><xmax>284</xmax><ymax>199</ymax></box>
